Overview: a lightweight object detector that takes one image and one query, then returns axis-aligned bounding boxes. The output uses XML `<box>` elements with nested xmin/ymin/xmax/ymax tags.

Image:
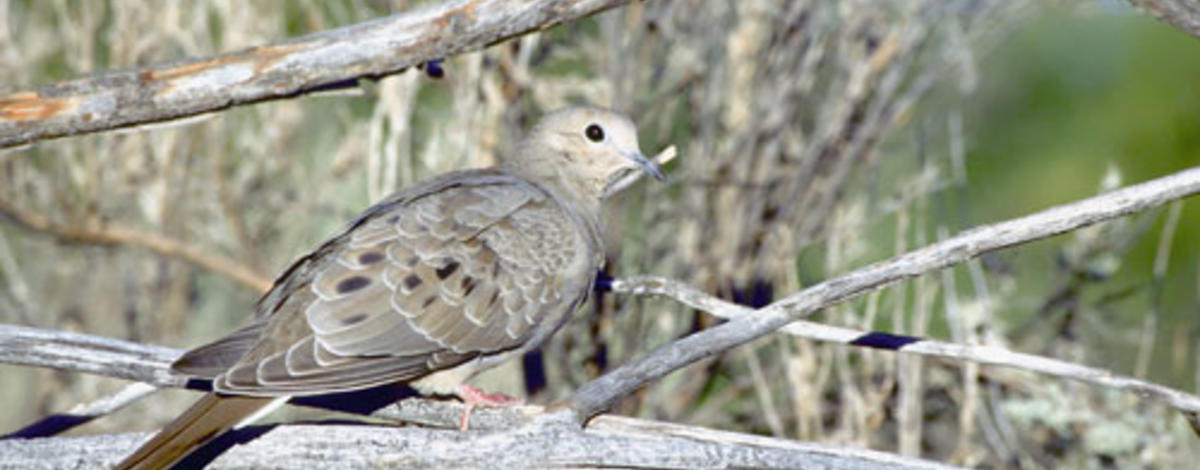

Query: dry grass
<box><xmin>2</xmin><ymin>1</ymin><xmax>1197</xmax><ymax>468</ymax></box>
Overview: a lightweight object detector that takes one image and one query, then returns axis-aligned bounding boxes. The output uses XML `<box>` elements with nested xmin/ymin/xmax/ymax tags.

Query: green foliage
<box><xmin>969</xmin><ymin>11</ymin><xmax>1200</xmax><ymax>386</ymax></box>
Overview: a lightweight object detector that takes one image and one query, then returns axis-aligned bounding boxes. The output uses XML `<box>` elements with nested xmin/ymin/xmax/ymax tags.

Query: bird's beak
<box><xmin>627</xmin><ymin>151</ymin><xmax>665</xmax><ymax>181</ymax></box>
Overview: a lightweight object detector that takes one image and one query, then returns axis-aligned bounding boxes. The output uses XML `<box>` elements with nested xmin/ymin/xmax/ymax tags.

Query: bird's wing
<box><xmin>170</xmin><ymin>319</ymin><xmax>269</xmax><ymax>378</ymax></box>
<box><xmin>174</xmin><ymin>171</ymin><xmax>593</xmax><ymax>396</ymax></box>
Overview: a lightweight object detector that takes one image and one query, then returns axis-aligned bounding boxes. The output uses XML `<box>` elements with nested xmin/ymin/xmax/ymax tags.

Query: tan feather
<box><xmin>113</xmin><ymin>394</ymin><xmax>273</xmax><ymax>470</ymax></box>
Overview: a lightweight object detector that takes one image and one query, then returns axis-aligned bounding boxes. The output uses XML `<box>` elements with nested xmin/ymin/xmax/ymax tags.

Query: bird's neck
<box><xmin>498</xmin><ymin>159</ymin><xmax>606</xmax><ymax>215</ymax></box>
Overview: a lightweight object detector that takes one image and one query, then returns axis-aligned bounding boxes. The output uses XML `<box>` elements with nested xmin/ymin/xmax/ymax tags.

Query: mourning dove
<box><xmin>115</xmin><ymin>106</ymin><xmax>664</xmax><ymax>470</ymax></box>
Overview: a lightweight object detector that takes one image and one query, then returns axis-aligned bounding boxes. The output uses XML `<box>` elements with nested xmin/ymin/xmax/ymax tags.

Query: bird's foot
<box><xmin>455</xmin><ymin>385</ymin><xmax>521</xmax><ymax>430</ymax></box>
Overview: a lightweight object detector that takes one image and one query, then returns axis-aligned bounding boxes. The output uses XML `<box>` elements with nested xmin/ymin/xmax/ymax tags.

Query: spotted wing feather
<box><xmin>181</xmin><ymin>172</ymin><xmax>593</xmax><ymax>396</ymax></box>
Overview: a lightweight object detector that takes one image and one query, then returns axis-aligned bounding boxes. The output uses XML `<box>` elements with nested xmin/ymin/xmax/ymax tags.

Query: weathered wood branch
<box><xmin>609</xmin><ymin>275</ymin><xmax>1200</xmax><ymax>415</ymax></box>
<box><xmin>0</xmin><ymin>328</ymin><xmax>961</xmax><ymax>470</ymax></box>
<box><xmin>565</xmin><ymin>166</ymin><xmax>1200</xmax><ymax>418</ymax></box>
<box><xmin>0</xmin><ymin>0</ymin><xmax>634</xmax><ymax>149</ymax></box>
<box><xmin>1</xmin><ymin>409</ymin><xmax>963</xmax><ymax>470</ymax></box>
<box><xmin>0</xmin><ymin>324</ymin><xmax>181</xmax><ymax>388</ymax></box>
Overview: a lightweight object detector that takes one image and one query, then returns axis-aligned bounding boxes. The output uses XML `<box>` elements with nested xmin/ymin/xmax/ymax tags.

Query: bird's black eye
<box><xmin>585</xmin><ymin>124</ymin><xmax>605</xmax><ymax>142</ymax></box>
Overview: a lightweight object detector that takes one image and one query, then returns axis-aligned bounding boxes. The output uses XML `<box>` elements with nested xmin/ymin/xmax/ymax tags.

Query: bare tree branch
<box><xmin>0</xmin><ymin>197</ymin><xmax>272</xmax><ymax>293</ymax></box>
<box><xmin>610</xmin><ymin>275</ymin><xmax>1200</xmax><ymax>415</ymax></box>
<box><xmin>0</xmin><ymin>326</ymin><xmax>961</xmax><ymax>470</ymax></box>
<box><xmin>2</xmin><ymin>411</ymin><xmax>964</xmax><ymax>470</ymax></box>
<box><xmin>0</xmin><ymin>324</ymin><xmax>182</xmax><ymax>388</ymax></box>
<box><xmin>1127</xmin><ymin>0</ymin><xmax>1200</xmax><ymax>39</ymax></box>
<box><xmin>566</xmin><ymin>166</ymin><xmax>1200</xmax><ymax>418</ymax></box>
<box><xmin>0</xmin><ymin>0</ymin><xmax>634</xmax><ymax>149</ymax></box>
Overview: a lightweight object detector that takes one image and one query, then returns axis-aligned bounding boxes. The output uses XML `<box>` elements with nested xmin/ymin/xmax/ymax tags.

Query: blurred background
<box><xmin>2</xmin><ymin>0</ymin><xmax>1199</xmax><ymax>468</ymax></box>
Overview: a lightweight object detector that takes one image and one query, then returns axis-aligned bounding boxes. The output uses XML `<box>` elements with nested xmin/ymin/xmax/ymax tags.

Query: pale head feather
<box><xmin>504</xmin><ymin>106</ymin><xmax>663</xmax><ymax>209</ymax></box>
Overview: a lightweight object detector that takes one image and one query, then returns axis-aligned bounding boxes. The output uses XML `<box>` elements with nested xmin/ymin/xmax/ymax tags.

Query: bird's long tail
<box><xmin>114</xmin><ymin>394</ymin><xmax>275</xmax><ymax>470</ymax></box>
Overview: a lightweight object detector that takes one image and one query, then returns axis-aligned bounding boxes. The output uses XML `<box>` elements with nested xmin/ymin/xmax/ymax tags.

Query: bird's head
<box><xmin>511</xmin><ymin>106</ymin><xmax>664</xmax><ymax>205</ymax></box>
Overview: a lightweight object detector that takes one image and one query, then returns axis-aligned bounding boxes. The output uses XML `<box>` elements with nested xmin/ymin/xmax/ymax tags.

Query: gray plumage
<box><xmin>175</xmin><ymin>170</ymin><xmax>600</xmax><ymax>395</ymax></box>
<box><xmin>116</xmin><ymin>106</ymin><xmax>663</xmax><ymax>470</ymax></box>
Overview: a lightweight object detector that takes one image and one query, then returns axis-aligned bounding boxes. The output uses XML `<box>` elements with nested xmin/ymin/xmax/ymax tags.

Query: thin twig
<box><xmin>0</xmin><ymin>197</ymin><xmax>272</xmax><ymax>293</ymax></box>
<box><xmin>609</xmin><ymin>275</ymin><xmax>1200</xmax><ymax>414</ymax></box>
<box><xmin>3</xmin><ymin>383</ymin><xmax>157</xmax><ymax>439</ymax></box>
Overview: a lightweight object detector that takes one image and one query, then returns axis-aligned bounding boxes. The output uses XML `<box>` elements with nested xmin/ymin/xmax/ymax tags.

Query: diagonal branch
<box><xmin>566</xmin><ymin>166</ymin><xmax>1200</xmax><ymax>418</ymax></box>
<box><xmin>0</xmin><ymin>0</ymin><xmax>635</xmax><ymax>149</ymax></box>
<box><xmin>610</xmin><ymin>275</ymin><xmax>1200</xmax><ymax>415</ymax></box>
<box><xmin>0</xmin><ymin>197</ymin><xmax>272</xmax><ymax>293</ymax></box>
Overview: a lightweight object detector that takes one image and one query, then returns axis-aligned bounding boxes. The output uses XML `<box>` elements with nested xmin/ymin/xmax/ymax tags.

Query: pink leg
<box><xmin>456</xmin><ymin>384</ymin><xmax>521</xmax><ymax>430</ymax></box>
